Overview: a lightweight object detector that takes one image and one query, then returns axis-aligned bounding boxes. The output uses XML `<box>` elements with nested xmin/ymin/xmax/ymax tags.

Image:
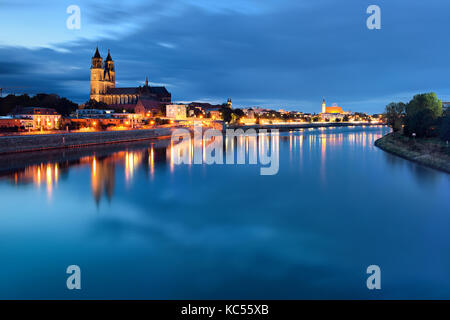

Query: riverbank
<box><xmin>375</xmin><ymin>132</ymin><xmax>450</xmax><ymax>173</ymax></box>
<box><xmin>0</xmin><ymin>127</ymin><xmax>175</xmax><ymax>155</ymax></box>
<box><xmin>0</xmin><ymin>122</ymin><xmax>382</xmax><ymax>155</ymax></box>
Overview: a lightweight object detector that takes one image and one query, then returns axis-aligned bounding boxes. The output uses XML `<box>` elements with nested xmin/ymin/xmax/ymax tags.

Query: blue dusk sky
<box><xmin>0</xmin><ymin>0</ymin><xmax>449</xmax><ymax>113</ymax></box>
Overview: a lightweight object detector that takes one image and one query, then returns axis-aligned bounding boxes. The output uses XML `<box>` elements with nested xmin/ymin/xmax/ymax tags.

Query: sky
<box><xmin>0</xmin><ymin>0</ymin><xmax>449</xmax><ymax>113</ymax></box>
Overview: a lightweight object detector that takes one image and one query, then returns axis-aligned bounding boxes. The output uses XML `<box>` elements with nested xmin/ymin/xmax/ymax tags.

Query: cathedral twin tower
<box><xmin>90</xmin><ymin>47</ymin><xmax>116</xmax><ymax>103</ymax></box>
<box><xmin>89</xmin><ymin>47</ymin><xmax>171</xmax><ymax>106</ymax></box>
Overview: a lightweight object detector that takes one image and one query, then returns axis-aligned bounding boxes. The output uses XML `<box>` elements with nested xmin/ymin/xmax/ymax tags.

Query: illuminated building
<box><xmin>226</xmin><ymin>98</ymin><xmax>233</xmax><ymax>109</ymax></box>
<box><xmin>11</xmin><ymin>107</ymin><xmax>61</xmax><ymax>130</ymax></box>
<box><xmin>321</xmin><ymin>98</ymin><xmax>343</xmax><ymax>114</ymax></box>
<box><xmin>89</xmin><ymin>47</ymin><xmax>171</xmax><ymax>108</ymax></box>
<box><xmin>320</xmin><ymin>98</ymin><xmax>349</xmax><ymax>121</ymax></box>
<box><xmin>166</xmin><ymin>104</ymin><xmax>187</xmax><ymax>119</ymax></box>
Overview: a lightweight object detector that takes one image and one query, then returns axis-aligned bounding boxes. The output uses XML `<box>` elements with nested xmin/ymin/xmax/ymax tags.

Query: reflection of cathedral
<box><xmin>90</xmin><ymin>47</ymin><xmax>171</xmax><ymax>107</ymax></box>
<box><xmin>91</xmin><ymin>157</ymin><xmax>115</xmax><ymax>204</ymax></box>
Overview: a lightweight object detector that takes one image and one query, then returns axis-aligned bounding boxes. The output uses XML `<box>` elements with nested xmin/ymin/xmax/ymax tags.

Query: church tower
<box><xmin>90</xmin><ymin>47</ymin><xmax>104</xmax><ymax>102</ymax></box>
<box><xmin>322</xmin><ymin>98</ymin><xmax>326</xmax><ymax>113</ymax></box>
<box><xmin>103</xmin><ymin>49</ymin><xmax>115</xmax><ymax>90</ymax></box>
<box><xmin>226</xmin><ymin>98</ymin><xmax>232</xmax><ymax>109</ymax></box>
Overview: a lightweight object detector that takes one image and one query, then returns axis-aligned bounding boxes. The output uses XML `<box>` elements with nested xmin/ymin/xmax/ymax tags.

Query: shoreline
<box><xmin>0</xmin><ymin>122</ymin><xmax>384</xmax><ymax>155</ymax></box>
<box><xmin>375</xmin><ymin>132</ymin><xmax>450</xmax><ymax>174</ymax></box>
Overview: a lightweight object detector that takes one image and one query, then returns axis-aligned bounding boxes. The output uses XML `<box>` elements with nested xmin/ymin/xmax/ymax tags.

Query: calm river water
<box><xmin>0</xmin><ymin>125</ymin><xmax>449</xmax><ymax>299</ymax></box>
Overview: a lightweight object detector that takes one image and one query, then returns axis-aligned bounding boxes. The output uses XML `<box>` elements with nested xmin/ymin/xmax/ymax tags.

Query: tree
<box><xmin>406</xmin><ymin>108</ymin><xmax>438</xmax><ymax>137</ymax></box>
<box><xmin>406</xmin><ymin>92</ymin><xmax>442</xmax><ymax>119</ymax></box>
<box><xmin>405</xmin><ymin>93</ymin><xmax>442</xmax><ymax>137</ymax></box>
<box><xmin>220</xmin><ymin>107</ymin><xmax>233</xmax><ymax>123</ymax></box>
<box><xmin>384</xmin><ymin>102</ymin><xmax>405</xmax><ymax>132</ymax></box>
<box><xmin>83</xmin><ymin>99</ymin><xmax>109</xmax><ymax>110</ymax></box>
<box><xmin>233</xmin><ymin>108</ymin><xmax>245</xmax><ymax>118</ymax></box>
<box><xmin>0</xmin><ymin>93</ymin><xmax>77</xmax><ymax>116</ymax></box>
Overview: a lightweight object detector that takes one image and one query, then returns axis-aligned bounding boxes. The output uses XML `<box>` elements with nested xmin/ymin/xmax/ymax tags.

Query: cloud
<box><xmin>0</xmin><ymin>61</ymin><xmax>31</xmax><ymax>75</ymax></box>
<box><xmin>0</xmin><ymin>0</ymin><xmax>450</xmax><ymax>112</ymax></box>
<box><xmin>157</xmin><ymin>42</ymin><xmax>176</xmax><ymax>49</ymax></box>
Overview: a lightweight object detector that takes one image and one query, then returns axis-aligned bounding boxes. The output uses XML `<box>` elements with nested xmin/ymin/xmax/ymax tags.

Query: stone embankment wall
<box><xmin>0</xmin><ymin>128</ymin><xmax>174</xmax><ymax>154</ymax></box>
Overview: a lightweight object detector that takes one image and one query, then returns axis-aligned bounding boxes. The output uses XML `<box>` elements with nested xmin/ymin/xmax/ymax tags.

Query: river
<box><xmin>0</xmin><ymin>125</ymin><xmax>449</xmax><ymax>299</ymax></box>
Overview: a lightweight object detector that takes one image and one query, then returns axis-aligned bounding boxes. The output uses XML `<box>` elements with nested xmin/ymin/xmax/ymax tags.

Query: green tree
<box><xmin>407</xmin><ymin>92</ymin><xmax>442</xmax><ymax>119</ymax></box>
<box><xmin>405</xmin><ymin>93</ymin><xmax>442</xmax><ymax>137</ymax></box>
<box><xmin>406</xmin><ymin>108</ymin><xmax>438</xmax><ymax>137</ymax></box>
<box><xmin>384</xmin><ymin>102</ymin><xmax>405</xmax><ymax>132</ymax></box>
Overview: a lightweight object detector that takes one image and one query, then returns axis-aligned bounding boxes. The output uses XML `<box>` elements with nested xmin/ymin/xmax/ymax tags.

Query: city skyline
<box><xmin>1</xmin><ymin>0</ymin><xmax>450</xmax><ymax>113</ymax></box>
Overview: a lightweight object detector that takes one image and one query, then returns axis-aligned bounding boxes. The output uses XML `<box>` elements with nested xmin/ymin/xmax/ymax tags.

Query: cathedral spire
<box><xmin>105</xmin><ymin>49</ymin><xmax>112</xmax><ymax>62</ymax></box>
<box><xmin>93</xmin><ymin>46</ymin><xmax>101</xmax><ymax>58</ymax></box>
<box><xmin>145</xmin><ymin>76</ymin><xmax>148</xmax><ymax>87</ymax></box>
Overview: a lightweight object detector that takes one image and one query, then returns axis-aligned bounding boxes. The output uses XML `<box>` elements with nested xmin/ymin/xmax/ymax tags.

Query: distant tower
<box><xmin>322</xmin><ymin>98</ymin><xmax>326</xmax><ymax>113</ymax></box>
<box><xmin>227</xmin><ymin>98</ymin><xmax>232</xmax><ymax>109</ymax></box>
<box><xmin>90</xmin><ymin>47</ymin><xmax>104</xmax><ymax>102</ymax></box>
<box><xmin>145</xmin><ymin>76</ymin><xmax>149</xmax><ymax>87</ymax></box>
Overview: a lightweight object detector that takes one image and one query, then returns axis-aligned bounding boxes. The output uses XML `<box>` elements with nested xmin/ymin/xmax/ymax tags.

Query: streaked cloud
<box><xmin>0</xmin><ymin>0</ymin><xmax>449</xmax><ymax>112</ymax></box>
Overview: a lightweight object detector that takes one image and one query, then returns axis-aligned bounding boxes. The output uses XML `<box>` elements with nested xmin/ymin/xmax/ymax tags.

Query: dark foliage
<box><xmin>0</xmin><ymin>93</ymin><xmax>78</xmax><ymax>116</ymax></box>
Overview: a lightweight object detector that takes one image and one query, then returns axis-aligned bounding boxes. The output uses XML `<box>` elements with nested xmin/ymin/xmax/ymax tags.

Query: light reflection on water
<box><xmin>0</xmin><ymin>125</ymin><xmax>449</xmax><ymax>299</ymax></box>
<box><xmin>1</xmin><ymin>126</ymin><xmax>385</xmax><ymax>203</ymax></box>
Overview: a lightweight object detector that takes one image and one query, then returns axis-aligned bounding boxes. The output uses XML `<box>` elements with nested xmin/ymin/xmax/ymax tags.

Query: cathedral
<box><xmin>89</xmin><ymin>47</ymin><xmax>171</xmax><ymax>107</ymax></box>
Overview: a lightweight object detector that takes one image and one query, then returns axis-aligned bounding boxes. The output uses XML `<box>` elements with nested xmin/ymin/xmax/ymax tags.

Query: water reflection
<box><xmin>1</xmin><ymin>125</ymin><xmax>449</xmax><ymax>299</ymax></box>
<box><xmin>0</xmin><ymin>126</ymin><xmax>444</xmax><ymax>205</ymax></box>
<box><xmin>2</xmin><ymin>162</ymin><xmax>64</xmax><ymax>199</ymax></box>
<box><xmin>381</xmin><ymin>150</ymin><xmax>444</xmax><ymax>185</ymax></box>
<box><xmin>90</xmin><ymin>156</ymin><xmax>115</xmax><ymax>204</ymax></box>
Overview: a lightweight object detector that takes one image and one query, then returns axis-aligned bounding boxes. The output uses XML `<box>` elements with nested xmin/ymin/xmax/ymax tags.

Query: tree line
<box><xmin>384</xmin><ymin>92</ymin><xmax>449</xmax><ymax>141</ymax></box>
<box><xmin>0</xmin><ymin>94</ymin><xmax>78</xmax><ymax>116</ymax></box>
